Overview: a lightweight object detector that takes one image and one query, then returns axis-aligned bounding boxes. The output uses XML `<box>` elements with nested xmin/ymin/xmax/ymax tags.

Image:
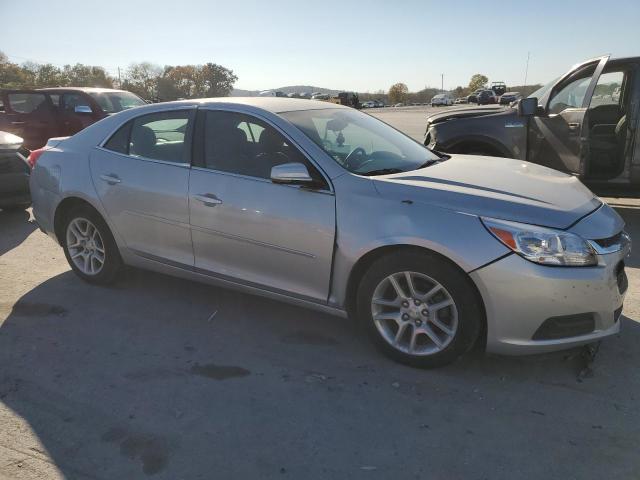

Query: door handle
<box><xmin>99</xmin><ymin>174</ymin><xmax>121</xmax><ymax>185</ymax></box>
<box><xmin>193</xmin><ymin>193</ymin><xmax>223</xmax><ymax>206</ymax></box>
<box><xmin>568</xmin><ymin>122</ymin><xmax>580</xmax><ymax>132</ymax></box>
<box><xmin>10</xmin><ymin>121</ymin><xmax>25</xmax><ymax>125</ymax></box>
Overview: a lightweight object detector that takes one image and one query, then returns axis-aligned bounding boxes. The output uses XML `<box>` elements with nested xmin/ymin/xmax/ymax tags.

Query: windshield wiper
<box><xmin>359</xmin><ymin>168</ymin><xmax>404</xmax><ymax>176</ymax></box>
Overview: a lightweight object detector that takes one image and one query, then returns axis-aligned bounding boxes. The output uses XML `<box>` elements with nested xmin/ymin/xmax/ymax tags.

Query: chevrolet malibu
<box><xmin>29</xmin><ymin>98</ymin><xmax>631</xmax><ymax>367</ymax></box>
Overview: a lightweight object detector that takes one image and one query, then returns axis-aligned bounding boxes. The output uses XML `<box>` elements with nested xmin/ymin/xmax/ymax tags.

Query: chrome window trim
<box><xmin>94</xmin><ymin>146</ymin><xmax>191</xmax><ymax>168</ymax></box>
<box><xmin>196</xmin><ymin>105</ymin><xmax>335</xmax><ymax>194</ymax></box>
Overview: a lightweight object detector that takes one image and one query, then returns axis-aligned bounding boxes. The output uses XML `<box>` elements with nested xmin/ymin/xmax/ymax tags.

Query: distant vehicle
<box><xmin>373</xmin><ymin>100</ymin><xmax>385</xmax><ymax>108</ymax></box>
<box><xmin>467</xmin><ymin>89</ymin><xmax>483</xmax><ymax>104</ymax></box>
<box><xmin>361</xmin><ymin>101</ymin><xmax>375</xmax><ymax>108</ymax></box>
<box><xmin>287</xmin><ymin>92</ymin><xmax>300</xmax><ymax>99</ymax></box>
<box><xmin>454</xmin><ymin>97</ymin><xmax>467</xmax><ymax>104</ymax></box>
<box><xmin>0</xmin><ymin>87</ymin><xmax>146</xmax><ymax>150</ymax></box>
<box><xmin>491</xmin><ymin>82</ymin><xmax>507</xmax><ymax>97</ymax></box>
<box><xmin>499</xmin><ymin>92</ymin><xmax>522</xmax><ymax>105</ymax></box>
<box><xmin>337</xmin><ymin>91</ymin><xmax>360</xmax><ymax>108</ymax></box>
<box><xmin>259</xmin><ymin>90</ymin><xmax>286</xmax><ymax>97</ymax></box>
<box><xmin>423</xmin><ymin>55</ymin><xmax>640</xmax><ymax>191</ymax></box>
<box><xmin>431</xmin><ymin>93</ymin><xmax>454</xmax><ymax>107</ymax></box>
<box><xmin>0</xmin><ymin>131</ymin><xmax>31</xmax><ymax>210</ymax></box>
<box><xmin>311</xmin><ymin>93</ymin><xmax>330</xmax><ymax>100</ymax></box>
<box><xmin>477</xmin><ymin>90</ymin><xmax>498</xmax><ymax>105</ymax></box>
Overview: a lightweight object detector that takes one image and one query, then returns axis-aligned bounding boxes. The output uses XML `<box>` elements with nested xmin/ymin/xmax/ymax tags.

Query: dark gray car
<box><xmin>424</xmin><ymin>55</ymin><xmax>640</xmax><ymax>191</ymax></box>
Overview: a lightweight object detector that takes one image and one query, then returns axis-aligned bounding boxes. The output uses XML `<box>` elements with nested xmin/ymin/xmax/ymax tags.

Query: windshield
<box><xmin>88</xmin><ymin>91</ymin><xmax>146</xmax><ymax>113</ymax></box>
<box><xmin>281</xmin><ymin>108</ymin><xmax>440</xmax><ymax>175</ymax></box>
<box><xmin>527</xmin><ymin>77</ymin><xmax>558</xmax><ymax>99</ymax></box>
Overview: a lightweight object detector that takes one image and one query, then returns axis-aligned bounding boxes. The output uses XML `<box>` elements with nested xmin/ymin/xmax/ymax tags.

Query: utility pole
<box><xmin>441</xmin><ymin>73</ymin><xmax>444</xmax><ymax>92</ymax></box>
<box><xmin>118</xmin><ymin>67</ymin><xmax>122</xmax><ymax>88</ymax></box>
<box><xmin>523</xmin><ymin>52</ymin><xmax>530</xmax><ymax>87</ymax></box>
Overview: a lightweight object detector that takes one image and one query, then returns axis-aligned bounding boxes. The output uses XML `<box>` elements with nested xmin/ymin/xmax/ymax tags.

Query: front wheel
<box><xmin>62</xmin><ymin>205</ymin><xmax>122</xmax><ymax>284</ymax></box>
<box><xmin>357</xmin><ymin>251</ymin><xmax>482</xmax><ymax>368</ymax></box>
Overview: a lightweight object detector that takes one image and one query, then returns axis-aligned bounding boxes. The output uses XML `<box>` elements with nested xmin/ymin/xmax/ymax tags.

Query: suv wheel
<box><xmin>62</xmin><ymin>206</ymin><xmax>122</xmax><ymax>284</ymax></box>
<box><xmin>357</xmin><ymin>251</ymin><xmax>482</xmax><ymax>368</ymax></box>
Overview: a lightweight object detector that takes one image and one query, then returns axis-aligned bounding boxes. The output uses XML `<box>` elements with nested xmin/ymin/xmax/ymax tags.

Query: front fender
<box><xmin>328</xmin><ymin>175</ymin><xmax>510</xmax><ymax>308</ymax></box>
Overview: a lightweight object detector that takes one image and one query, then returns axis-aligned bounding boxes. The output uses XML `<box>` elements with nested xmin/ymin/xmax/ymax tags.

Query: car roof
<box><xmin>152</xmin><ymin>97</ymin><xmax>350</xmax><ymax>113</ymax></box>
<box><xmin>37</xmin><ymin>87</ymin><xmax>132</xmax><ymax>94</ymax></box>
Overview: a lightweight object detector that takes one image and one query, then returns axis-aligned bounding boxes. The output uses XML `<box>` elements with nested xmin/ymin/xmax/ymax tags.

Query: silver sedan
<box><xmin>29</xmin><ymin>98</ymin><xmax>631</xmax><ymax>367</ymax></box>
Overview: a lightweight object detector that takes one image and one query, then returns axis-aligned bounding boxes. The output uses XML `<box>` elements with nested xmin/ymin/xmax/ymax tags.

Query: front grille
<box><xmin>532</xmin><ymin>313</ymin><xmax>595</xmax><ymax>340</ymax></box>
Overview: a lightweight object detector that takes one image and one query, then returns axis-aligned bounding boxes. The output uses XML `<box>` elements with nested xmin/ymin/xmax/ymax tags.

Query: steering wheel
<box><xmin>344</xmin><ymin>147</ymin><xmax>367</xmax><ymax>170</ymax></box>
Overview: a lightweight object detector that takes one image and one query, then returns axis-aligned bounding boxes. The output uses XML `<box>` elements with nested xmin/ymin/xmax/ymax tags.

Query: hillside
<box><xmin>231</xmin><ymin>85</ymin><xmax>341</xmax><ymax>97</ymax></box>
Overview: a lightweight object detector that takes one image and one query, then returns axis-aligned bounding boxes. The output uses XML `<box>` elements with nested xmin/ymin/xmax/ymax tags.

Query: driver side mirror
<box><xmin>271</xmin><ymin>162</ymin><xmax>314</xmax><ymax>185</ymax></box>
<box><xmin>518</xmin><ymin>97</ymin><xmax>538</xmax><ymax>116</ymax></box>
<box><xmin>74</xmin><ymin>105</ymin><xmax>92</xmax><ymax>114</ymax></box>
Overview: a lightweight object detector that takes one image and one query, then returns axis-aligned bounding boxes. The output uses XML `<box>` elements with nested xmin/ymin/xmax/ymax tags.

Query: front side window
<box><xmin>103</xmin><ymin>110</ymin><xmax>193</xmax><ymax>163</ymax></box>
<box><xmin>7</xmin><ymin>93</ymin><xmax>47</xmax><ymax>113</ymax></box>
<box><xmin>590</xmin><ymin>71</ymin><xmax>626</xmax><ymax>107</ymax></box>
<box><xmin>548</xmin><ymin>68</ymin><xmax>594</xmax><ymax>114</ymax></box>
<box><xmin>88</xmin><ymin>91</ymin><xmax>146</xmax><ymax>113</ymax></box>
<box><xmin>200</xmin><ymin>110</ymin><xmax>325</xmax><ymax>184</ymax></box>
<box><xmin>281</xmin><ymin>108</ymin><xmax>440</xmax><ymax>175</ymax></box>
<box><xmin>61</xmin><ymin>93</ymin><xmax>92</xmax><ymax>112</ymax></box>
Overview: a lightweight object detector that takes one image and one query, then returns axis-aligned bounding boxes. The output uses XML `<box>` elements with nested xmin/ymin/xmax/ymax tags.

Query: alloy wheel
<box><xmin>371</xmin><ymin>271</ymin><xmax>458</xmax><ymax>355</ymax></box>
<box><xmin>66</xmin><ymin>217</ymin><xmax>106</xmax><ymax>276</ymax></box>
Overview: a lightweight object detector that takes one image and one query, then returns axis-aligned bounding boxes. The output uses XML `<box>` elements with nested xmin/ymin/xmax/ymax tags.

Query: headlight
<box><xmin>481</xmin><ymin>217</ymin><xmax>597</xmax><ymax>267</ymax></box>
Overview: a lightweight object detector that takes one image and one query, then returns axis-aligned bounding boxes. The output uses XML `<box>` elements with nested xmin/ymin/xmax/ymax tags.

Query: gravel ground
<box><xmin>0</xmin><ymin>109</ymin><xmax>639</xmax><ymax>478</ymax></box>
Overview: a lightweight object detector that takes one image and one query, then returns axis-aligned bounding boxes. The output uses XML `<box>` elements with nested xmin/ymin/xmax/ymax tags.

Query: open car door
<box><xmin>528</xmin><ymin>56</ymin><xmax>609</xmax><ymax>176</ymax></box>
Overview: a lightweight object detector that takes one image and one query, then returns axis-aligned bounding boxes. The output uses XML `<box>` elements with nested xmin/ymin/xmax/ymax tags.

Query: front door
<box><xmin>90</xmin><ymin>108</ymin><xmax>195</xmax><ymax>266</ymax></box>
<box><xmin>59</xmin><ymin>92</ymin><xmax>98</xmax><ymax>136</ymax></box>
<box><xmin>1</xmin><ymin>90</ymin><xmax>58</xmax><ymax>149</ymax></box>
<box><xmin>189</xmin><ymin>109</ymin><xmax>336</xmax><ymax>302</ymax></box>
<box><xmin>528</xmin><ymin>57</ymin><xmax>609</xmax><ymax>176</ymax></box>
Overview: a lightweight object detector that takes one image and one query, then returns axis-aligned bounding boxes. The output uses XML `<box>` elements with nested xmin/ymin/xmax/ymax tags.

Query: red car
<box><xmin>0</xmin><ymin>87</ymin><xmax>146</xmax><ymax>150</ymax></box>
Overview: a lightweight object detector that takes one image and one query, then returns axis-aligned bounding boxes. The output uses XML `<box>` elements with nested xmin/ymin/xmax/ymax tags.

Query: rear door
<box><xmin>0</xmin><ymin>90</ymin><xmax>58</xmax><ymax>149</ymax></box>
<box><xmin>528</xmin><ymin>56</ymin><xmax>609</xmax><ymax>175</ymax></box>
<box><xmin>90</xmin><ymin>107</ymin><xmax>195</xmax><ymax>266</ymax></box>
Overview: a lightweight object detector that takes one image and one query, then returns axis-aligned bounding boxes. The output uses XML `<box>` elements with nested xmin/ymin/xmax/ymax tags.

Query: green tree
<box><xmin>388</xmin><ymin>82</ymin><xmax>408</xmax><ymax>104</ymax></box>
<box><xmin>62</xmin><ymin>64</ymin><xmax>113</xmax><ymax>88</ymax></box>
<box><xmin>468</xmin><ymin>74</ymin><xmax>488</xmax><ymax>92</ymax></box>
<box><xmin>123</xmin><ymin>62</ymin><xmax>162</xmax><ymax>100</ymax></box>
<box><xmin>199</xmin><ymin>63</ymin><xmax>237</xmax><ymax>97</ymax></box>
<box><xmin>0</xmin><ymin>51</ymin><xmax>32</xmax><ymax>88</ymax></box>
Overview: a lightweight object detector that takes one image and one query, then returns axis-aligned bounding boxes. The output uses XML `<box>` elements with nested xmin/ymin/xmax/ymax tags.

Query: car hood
<box><xmin>426</xmin><ymin>105</ymin><xmax>509</xmax><ymax>125</ymax></box>
<box><xmin>372</xmin><ymin>155</ymin><xmax>601</xmax><ymax>229</ymax></box>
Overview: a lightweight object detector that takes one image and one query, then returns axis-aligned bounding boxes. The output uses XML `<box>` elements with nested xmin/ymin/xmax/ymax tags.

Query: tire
<box><xmin>62</xmin><ymin>205</ymin><xmax>123</xmax><ymax>285</ymax></box>
<box><xmin>356</xmin><ymin>250</ymin><xmax>482</xmax><ymax>368</ymax></box>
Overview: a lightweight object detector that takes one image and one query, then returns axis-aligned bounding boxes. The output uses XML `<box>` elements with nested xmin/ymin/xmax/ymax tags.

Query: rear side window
<box><xmin>7</xmin><ymin>93</ymin><xmax>47</xmax><ymax>113</ymax></box>
<box><xmin>103</xmin><ymin>122</ymin><xmax>132</xmax><ymax>154</ymax></box>
<box><xmin>103</xmin><ymin>110</ymin><xmax>194</xmax><ymax>163</ymax></box>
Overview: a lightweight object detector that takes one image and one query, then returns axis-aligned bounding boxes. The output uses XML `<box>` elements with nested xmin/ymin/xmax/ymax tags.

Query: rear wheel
<box><xmin>62</xmin><ymin>206</ymin><xmax>122</xmax><ymax>284</ymax></box>
<box><xmin>357</xmin><ymin>251</ymin><xmax>482</xmax><ymax>368</ymax></box>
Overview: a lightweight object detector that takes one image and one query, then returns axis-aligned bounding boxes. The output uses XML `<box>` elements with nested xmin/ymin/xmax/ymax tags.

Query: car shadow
<box><xmin>0</xmin><ymin>208</ymin><xmax>36</xmax><ymax>257</ymax></box>
<box><xmin>1</xmin><ymin>268</ymin><xmax>639</xmax><ymax>478</ymax></box>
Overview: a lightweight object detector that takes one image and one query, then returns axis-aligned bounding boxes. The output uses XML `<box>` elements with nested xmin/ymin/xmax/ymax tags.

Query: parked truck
<box><xmin>424</xmin><ymin>55</ymin><xmax>640</xmax><ymax>192</ymax></box>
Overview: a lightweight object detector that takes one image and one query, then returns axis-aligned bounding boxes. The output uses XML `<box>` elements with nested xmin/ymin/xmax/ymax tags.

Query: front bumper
<box><xmin>470</xmin><ymin>249</ymin><xmax>628</xmax><ymax>355</ymax></box>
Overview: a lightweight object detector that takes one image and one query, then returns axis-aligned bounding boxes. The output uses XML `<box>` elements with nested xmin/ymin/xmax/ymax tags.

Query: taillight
<box><xmin>27</xmin><ymin>148</ymin><xmax>47</xmax><ymax>169</ymax></box>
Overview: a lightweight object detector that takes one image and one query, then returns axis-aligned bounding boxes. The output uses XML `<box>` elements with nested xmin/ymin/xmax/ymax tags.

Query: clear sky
<box><xmin>1</xmin><ymin>0</ymin><xmax>639</xmax><ymax>92</ymax></box>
